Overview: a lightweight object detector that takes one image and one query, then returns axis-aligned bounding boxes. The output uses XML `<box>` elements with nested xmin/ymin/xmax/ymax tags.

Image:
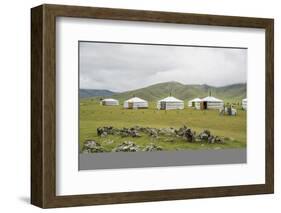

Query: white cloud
<box><xmin>79</xmin><ymin>42</ymin><xmax>247</xmax><ymax>92</ymax></box>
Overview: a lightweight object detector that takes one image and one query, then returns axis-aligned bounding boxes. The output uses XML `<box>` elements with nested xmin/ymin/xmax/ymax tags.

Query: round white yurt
<box><xmin>157</xmin><ymin>96</ymin><xmax>184</xmax><ymax>110</ymax></box>
<box><xmin>101</xmin><ymin>98</ymin><xmax>119</xmax><ymax>106</ymax></box>
<box><xmin>188</xmin><ymin>98</ymin><xmax>202</xmax><ymax>108</ymax></box>
<box><xmin>242</xmin><ymin>98</ymin><xmax>247</xmax><ymax>110</ymax></box>
<box><xmin>196</xmin><ymin>96</ymin><xmax>224</xmax><ymax>110</ymax></box>
<box><xmin>123</xmin><ymin>97</ymin><xmax>148</xmax><ymax>109</ymax></box>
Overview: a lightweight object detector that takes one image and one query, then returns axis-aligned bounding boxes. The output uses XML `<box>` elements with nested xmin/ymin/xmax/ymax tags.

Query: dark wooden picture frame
<box><xmin>31</xmin><ymin>4</ymin><xmax>274</xmax><ymax>208</ymax></box>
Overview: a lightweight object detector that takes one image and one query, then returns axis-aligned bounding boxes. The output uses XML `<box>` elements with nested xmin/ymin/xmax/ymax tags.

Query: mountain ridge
<box><xmin>79</xmin><ymin>89</ymin><xmax>117</xmax><ymax>99</ymax></box>
<box><xmin>80</xmin><ymin>81</ymin><xmax>246</xmax><ymax>102</ymax></box>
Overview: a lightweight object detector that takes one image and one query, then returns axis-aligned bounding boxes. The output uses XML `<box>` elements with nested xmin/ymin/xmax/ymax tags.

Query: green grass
<box><xmin>80</xmin><ymin>99</ymin><xmax>246</xmax><ymax>152</ymax></box>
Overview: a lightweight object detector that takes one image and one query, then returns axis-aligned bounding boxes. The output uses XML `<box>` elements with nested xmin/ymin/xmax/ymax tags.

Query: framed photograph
<box><xmin>31</xmin><ymin>4</ymin><xmax>274</xmax><ymax>208</ymax></box>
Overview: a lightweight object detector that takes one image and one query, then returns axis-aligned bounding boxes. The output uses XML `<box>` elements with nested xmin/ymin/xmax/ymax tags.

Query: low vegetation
<box><xmin>79</xmin><ymin>100</ymin><xmax>246</xmax><ymax>152</ymax></box>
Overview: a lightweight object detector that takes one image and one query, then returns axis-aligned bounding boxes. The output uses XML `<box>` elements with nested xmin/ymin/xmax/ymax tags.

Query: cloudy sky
<box><xmin>79</xmin><ymin>42</ymin><xmax>247</xmax><ymax>92</ymax></box>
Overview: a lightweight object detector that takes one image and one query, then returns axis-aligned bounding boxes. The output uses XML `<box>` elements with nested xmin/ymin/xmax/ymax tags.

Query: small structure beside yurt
<box><xmin>123</xmin><ymin>97</ymin><xmax>148</xmax><ymax>109</ymax></box>
<box><xmin>195</xmin><ymin>96</ymin><xmax>224</xmax><ymax>110</ymax></box>
<box><xmin>101</xmin><ymin>98</ymin><xmax>119</xmax><ymax>106</ymax></box>
<box><xmin>242</xmin><ymin>98</ymin><xmax>247</xmax><ymax>110</ymax></box>
<box><xmin>188</xmin><ymin>98</ymin><xmax>202</xmax><ymax>108</ymax></box>
<box><xmin>157</xmin><ymin>96</ymin><xmax>184</xmax><ymax>110</ymax></box>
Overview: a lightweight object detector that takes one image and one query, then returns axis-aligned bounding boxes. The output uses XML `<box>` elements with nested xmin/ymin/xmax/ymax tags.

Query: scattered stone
<box><xmin>214</xmin><ymin>136</ymin><xmax>225</xmax><ymax>144</ymax></box>
<box><xmin>159</xmin><ymin>128</ymin><xmax>175</xmax><ymax>136</ymax></box>
<box><xmin>96</xmin><ymin>126</ymin><xmax>227</xmax><ymax>145</ymax></box>
<box><xmin>198</xmin><ymin>130</ymin><xmax>211</xmax><ymax>141</ymax></box>
<box><xmin>82</xmin><ymin>149</ymin><xmax>91</xmax><ymax>154</ymax></box>
<box><xmin>208</xmin><ymin>135</ymin><xmax>215</xmax><ymax>144</ymax></box>
<box><xmin>142</xmin><ymin>143</ymin><xmax>163</xmax><ymax>151</ymax></box>
<box><xmin>146</xmin><ymin>128</ymin><xmax>159</xmax><ymax>138</ymax></box>
<box><xmin>113</xmin><ymin>141</ymin><xmax>140</xmax><ymax>152</ymax></box>
<box><xmin>119</xmin><ymin>127</ymin><xmax>141</xmax><ymax>137</ymax></box>
<box><xmin>101</xmin><ymin>132</ymin><xmax>108</xmax><ymax>137</ymax></box>
<box><xmin>97</xmin><ymin>126</ymin><xmax>116</xmax><ymax>136</ymax></box>
<box><xmin>82</xmin><ymin>140</ymin><xmax>105</xmax><ymax>153</ymax></box>
<box><xmin>175</xmin><ymin>125</ymin><xmax>195</xmax><ymax>142</ymax></box>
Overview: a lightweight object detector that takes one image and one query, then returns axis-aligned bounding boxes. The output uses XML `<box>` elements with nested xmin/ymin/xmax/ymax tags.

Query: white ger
<box><xmin>123</xmin><ymin>97</ymin><xmax>148</xmax><ymax>109</ymax></box>
<box><xmin>242</xmin><ymin>98</ymin><xmax>247</xmax><ymax>110</ymax></box>
<box><xmin>157</xmin><ymin>96</ymin><xmax>184</xmax><ymax>110</ymax></box>
<box><xmin>188</xmin><ymin>98</ymin><xmax>202</xmax><ymax>108</ymax></box>
<box><xmin>195</xmin><ymin>96</ymin><xmax>224</xmax><ymax>110</ymax></box>
<box><xmin>101</xmin><ymin>98</ymin><xmax>119</xmax><ymax>106</ymax></box>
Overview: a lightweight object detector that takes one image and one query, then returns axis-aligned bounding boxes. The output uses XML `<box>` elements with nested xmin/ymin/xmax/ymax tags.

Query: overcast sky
<box><xmin>79</xmin><ymin>42</ymin><xmax>247</xmax><ymax>92</ymax></box>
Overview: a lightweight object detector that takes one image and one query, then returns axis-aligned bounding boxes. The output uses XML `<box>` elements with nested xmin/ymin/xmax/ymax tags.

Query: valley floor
<box><xmin>79</xmin><ymin>99</ymin><xmax>247</xmax><ymax>152</ymax></box>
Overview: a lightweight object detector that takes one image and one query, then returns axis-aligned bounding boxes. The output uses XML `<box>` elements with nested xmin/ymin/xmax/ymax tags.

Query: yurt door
<box><xmin>200</xmin><ymin>101</ymin><xmax>207</xmax><ymax>110</ymax></box>
<box><xmin>128</xmin><ymin>102</ymin><xmax>133</xmax><ymax>109</ymax></box>
<box><xmin>203</xmin><ymin>101</ymin><xmax>207</xmax><ymax>109</ymax></box>
<box><xmin>160</xmin><ymin>101</ymin><xmax>166</xmax><ymax>110</ymax></box>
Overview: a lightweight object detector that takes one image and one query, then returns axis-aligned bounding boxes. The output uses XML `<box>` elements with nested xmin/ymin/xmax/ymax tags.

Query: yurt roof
<box><xmin>189</xmin><ymin>98</ymin><xmax>202</xmax><ymax>102</ymax></box>
<box><xmin>102</xmin><ymin>98</ymin><xmax>118</xmax><ymax>102</ymax></box>
<box><xmin>202</xmin><ymin>96</ymin><xmax>223</xmax><ymax>102</ymax></box>
<box><xmin>125</xmin><ymin>97</ymin><xmax>147</xmax><ymax>103</ymax></box>
<box><xmin>158</xmin><ymin>96</ymin><xmax>183</xmax><ymax>103</ymax></box>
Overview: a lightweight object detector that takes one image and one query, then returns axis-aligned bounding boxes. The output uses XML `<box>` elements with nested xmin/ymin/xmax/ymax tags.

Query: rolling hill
<box><xmin>79</xmin><ymin>89</ymin><xmax>117</xmax><ymax>99</ymax></box>
<box><xmin>80</xmin><ymin>81</ymin><xmax>246</xmax><ymax>102</ymax></box>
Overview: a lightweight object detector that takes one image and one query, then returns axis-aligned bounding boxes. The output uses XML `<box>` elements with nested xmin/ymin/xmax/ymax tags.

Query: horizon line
<box><xmin>80</xmin><ymin>81</ymin><xmax>247</xmax><ymax>92</ymax></box>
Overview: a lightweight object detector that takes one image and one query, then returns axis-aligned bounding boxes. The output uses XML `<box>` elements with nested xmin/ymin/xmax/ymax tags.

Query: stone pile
<box><xmin>82</xmin><ymin>140</ymin><xmax>105</xmax><ymax>153</ymax></box>
<box><xmin>119</xmin><ymin>128</ymin><xmax>141</xmax><ymax>138</ymax></box>
<box><xmin>198</xmin><ymin>130</ymin><xmax>224</xmax><ymax>144</ymax></box>
<box><xmin>97</xmin><ymin>126</ymin><xmax>116</xmax><ymax>137</ymax></box>
<box><xmin>97</xmin><ymin>126</ymin><xmax>141</xmax><ymax>138</ymax></box>
<box><xmin>158</xmin><ymin>128</ymin><xmax>176</xmax><ymax>136</ymax></box>
<box><xmin>175</xmin><ymin>125</ymin><xmax>196</xmax><ymax>142</ymax></box>
<box><xmin>96</xmin><ymin>126</ymin><xmax>225</xmax><ymax>145</ymax></box>
<box><xmin>142</xmin><ymin>143</ymin><xmax>163</xmax><ymax>151</ymax></box>
<box><xmin>113</xmin><ymin>141</ymin><xmax>140</xmax><ymax>152</ymax></box>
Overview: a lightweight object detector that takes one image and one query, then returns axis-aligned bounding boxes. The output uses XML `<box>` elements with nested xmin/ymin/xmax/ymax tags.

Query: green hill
<box><xmin>111</xmin><ymin>81</ymin><xmax>246</xmax><ymax>102</ymax></box>
<box><xmin>81</xmin><ymin>81</ymin><xmax>246</xmax><ymax>102</ymax></box>
<box><xmin>79</xmin><ymin>89</ymin><xmax>117</xmax><ymax>99</ymax></box>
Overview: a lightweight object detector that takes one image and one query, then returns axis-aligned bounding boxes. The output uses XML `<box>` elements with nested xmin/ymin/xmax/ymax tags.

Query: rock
<box><xmin>96</xmin><ymin>126</ymin><xmax>227</xmax><ymax>145</ymax></box>
<box><xmin>183</xmin><ymin>128</ymin><xmax>195</xmax><ymax>142</ymax></box>
<box><xmin>113</xmin><ymin>141</ymin><xmax>140</xmax><ymax>152</ymax></box>
<box><xmin>97</xmin><ymin>126</ymin><xmax>117</xmax><ymax>136</ymax></box>
<box><xmin>118</xmin><ymin>127</ymin><xmax>141</xmax><ymax>138</ymax></box>
<box><xmin>198</xmin><ymin>130</ymin><xmax>211</xmax><ymax>141</ymax></box>
<box><xmin>143</xmin><ymin>143</ymin><xmax>163</xmax><ymax>151</ymax></box>
<box><xmin>82</xmin><ymin>149</ymin><xmax>91</xmax><ymax>154</ymax></box>
<box><xmin>83</xmin><ymin>140</ymin><xmax>99</xmax><ymax>149</ymax></box>
<box><xmin>130</xmin><ymin>129</ymin><xmax>141</xmax><ymax>137</ymax></box>
<box><xmin>97</xmin><ymin>127</ymin><xmax>103</xmax><ymax>136</ymax></box>
<box><xmin>214</xmin><ymin>136</ymin><xmax>224</xmax><ymax>144</ymax></box>
<box><xmin>208</xmin><ymin>136</ymin><xmax>215</xmax><ymax>144</ymax></box>
<box><xmin>175</xmin><ymin>126</ymin><xmax>195</xmax><ymax>142</ymax></box>
<box><xmin>203</xmin><ymin>129</ymin><xmax>211</xmax><ymax>137</ymax></box>
<box><xmin>146</xmin><ymin>128</ymin><xmax>159</xmax><ymax>138</ymax></box>
<box><xmin>159</xmin><ymin>128</ymin><xmax>175</xmax><ymax>136</ymax></box>
<box><xmin>101</xmin><ymin>132</ymin><xmax>108</xmax><ymax>137</ymax></box>
<box><xmin>82</xmin><ymin>140</ymin><xmax>105</xmax><ymax>153</ymax></box>
<box><xmin>120</xmin><ymin>128</ymin><xmax>130</xmax><ymax>137</ymax></box>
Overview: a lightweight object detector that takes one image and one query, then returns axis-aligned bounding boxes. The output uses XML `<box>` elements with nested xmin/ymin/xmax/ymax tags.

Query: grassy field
<box><xmin>79</xmin><ymin>99</ymin><xmax>246</xmax><ymax>152</ymax></box>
